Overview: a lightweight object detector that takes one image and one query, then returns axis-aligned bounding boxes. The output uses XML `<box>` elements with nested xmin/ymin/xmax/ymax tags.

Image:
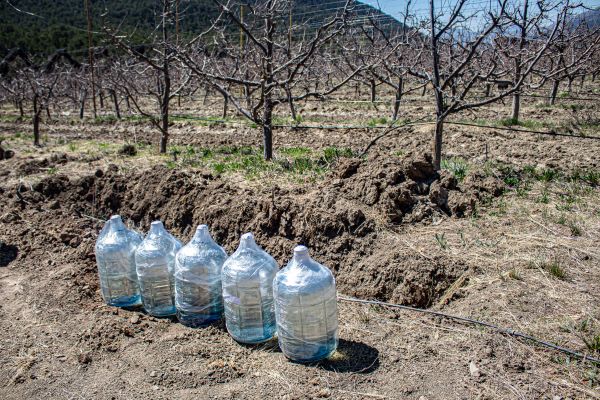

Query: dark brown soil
<box><xmin>1</xmin><ymin>154</ymin><xmax>501</xmax><ymax>308</ymax></box>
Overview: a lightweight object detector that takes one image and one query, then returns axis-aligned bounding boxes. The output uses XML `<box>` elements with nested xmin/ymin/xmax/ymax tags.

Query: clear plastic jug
<box><xmin>222</xmin><ymin>232</ymin><xmax>279</xmax><ymax>343</ymax></box>
<box><xmin>95</xmin><ymin>215</ymin><xmax>143</xmax><ymax>307</ymax></box>
<box><xmin>174</xmin><ymin>225</ymin><xmax>227</xmax><ymax>327</ymax></box>
<box><xmin>274</xmin><ymin>245</ymin><xmax>338</xmax><ymax>362</ymax></box>
<box><xmin>135</xmin><ymin>221</ymin><xmax>180</xmax><ymax>317</ymax></box>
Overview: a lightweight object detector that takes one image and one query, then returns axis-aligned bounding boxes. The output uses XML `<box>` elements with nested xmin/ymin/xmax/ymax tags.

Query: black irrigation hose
<box><xmin>338</xmin><ymin>295</ymin><xmax>600</xmax><ymax>365</ymax></box>
<box><xmin>169</xmin><ymin>114</ymin><xmax>600</xmax><ymax>142</ymax></box>
<box><xmin>521</xmin><ymin>93</ymin><xmax>600</xmax><ymax>102</ymax></box>
<box><xmin>445</xmin><ymin>121</ymin><xmax>600</xmax><ymax>141</ymax></box>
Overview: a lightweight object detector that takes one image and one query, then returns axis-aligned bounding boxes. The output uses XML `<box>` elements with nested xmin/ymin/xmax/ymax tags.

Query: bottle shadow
<box><xmin>233</xmin><ymin>336</ymin><xmax>282</xmax><ymax>352</ymax></box>
<box><xmin>237</xmin><ymin>337</ymin><xmax>380</xmax><ymax>374</ymax></box>
<box><xmin>316</xmin><ymin>339</ymin><xmax>380</xmax><ymax>374</ymax></box>
<box><xmin>0</xmin><ymin>242</ymin><xmax>18</xmax><ymax>267</ymax></box>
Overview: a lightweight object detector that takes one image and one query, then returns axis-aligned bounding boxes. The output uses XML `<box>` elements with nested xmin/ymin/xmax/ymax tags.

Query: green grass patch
<box><xmin>441</xmin><ymin>157</ymin><xmax>469</xmax><ymax>181</ymax></box>
<box><xmin>173</xmin><ymin>145</ymin><xmax>355</xmax><ymax>179</ymax></box>
<box><xmin>322</xmin><ymin>147</ymin><xmax>355</xmax><ymax>163</ymax></box>
<box><xmin>279</xmin><ymin>146</ymin><xmax>312</xmax><ymax>157</ymax></box>
<box><xmin>544</xmin><ymin>260</ymin><xmax>567</xmax><ymax>280</ymax></box>
<box><xmin>367</xmin><ymin>117</ymin><xmax>388</xmax><ymax>127</ymax></box>
<box><xmin>498</xmin><ymin>118</ymin><xmax>547</xmax><ymax>130</ymax></box>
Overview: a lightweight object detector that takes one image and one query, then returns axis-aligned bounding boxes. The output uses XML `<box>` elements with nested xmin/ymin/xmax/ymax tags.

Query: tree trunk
<box><xmin>79</xmin><ymin>89</ymin><xmax>87</xmax><ymax>119</ymax></box>
<box><xmin>99</xmin><ymin>90</ymin><xmax>104</xmax><ymax>109</ymax></box>
<box><xmin>46</xmin><ymin>106</ymin><xmax>51</xmax><ymax>120</ymax></box>
<box><xmin>222</xmin><ymin>93</ymin><xmax>228</xmax><ymax>119</ymax></box>
<box><xmin>125</xmin><ymin>95</ymin><xmax>131</xmax><ymax>114</ymax></box>
<box><xmin>433</xmin><ymin>118</ymin><xmax>443</xmax><ymax>171</ymax></box>
<box><xmin>485</xmin><ymin>83</ymin><xmax>491</xmax><ymax>97</ymax></box>
<box><xmin>159</xmin><ymin>0</ymin><xmax>171</xmax><ymax>154</ymax></box>
<box><xmin>430</xmin><ymin>0</ymin><xmax>444</xmax><ymax>171</ymax></box>
<box><xmin>33</xmin><ymin>95</ymin><xmax>41</xmax><ymax>146</ymax></box>
<box><xmin>18</xmin><ymin>100</ymin><xmax>24</xmax><ymax>118</ymax></box>
<box><xmin>286</xmin><ymin>86</ymin><xmax>297</xmax><ymax>121</ymax></box>
<box><xmin>511</xmin><ymin>0</ymin><xmax>528</xmax><ymax>123</ymax></box>
<box><xmin>549</xmin><ymin>80</ymin><xmax>559</xmax><ymax>105</ymax></box>
<box><xmin>262</xmin><ymin>9</ymin><xmax>275</xmax><ymax>161</ymax></box>
<box><xmin>245</xmin><ymin>84</ymin><xmax>251</xmax><ymax>109</ymax></box>
<box><xmin>567</xmin><ymin>77</ymin><xmax>573</xmax><ymax>93</ymax></box>
<box><xmin>580</xmin><ymin>74</ymin><xmax>585</xmax><ymax>89</ymax></box>
<box><xmin>511</xmin><ymin>92</ymin><xmax>520</xmax><ymax>121</ymax></box>
<box><xmin>263</xmin><ymin>102</ymin><xmax>273</xmax><ymax>161</ymax></box>
<box><xmin>111</xmin><ymin>90</ymin><xmax>120</xmax><ymax>119</ymax></box>
<box><xmin>421</xmin><ymin>83</ymin><xmax>427</xmax><ymax>96</ymax></box>
<box><xmin>370</xmin><ymin>79</ymin><xmax>376</xmax><ymax>103</ymax></box>
<box><xmin>203</xmin><ymin>87</ymin><xmax>210</xmax><ymax>105</ymax></box>
<box><xmin>392</xmin><ymin>77</ymin><xmax>403</xmax><ymax>121</ymax></box>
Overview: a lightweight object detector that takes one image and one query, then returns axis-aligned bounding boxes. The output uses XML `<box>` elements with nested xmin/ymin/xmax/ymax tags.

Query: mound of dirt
<box><xmin>0</xmin><ymin>154</ymin><xmax>504</xmax><ymax>307</ymax></box>
<box><xmin>0</xmin><ymin>142</ymin><xmax>14</xmax><ymax>160</ymax></box>
<box><xmin>14</xmin><ymin>153</ymin><xmax>74</xmax><ymax>176</ymax></box>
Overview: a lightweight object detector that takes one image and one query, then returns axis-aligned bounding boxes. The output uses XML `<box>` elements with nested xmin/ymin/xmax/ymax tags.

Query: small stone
<box><xmin>59</xmin><ymin>232</ymin><xmax>74</xmax><ymax>244</ymax></box>
<box><xmin>315</xmin><ymin>388</ymin><xmax>331</xmax><ymax>398</ymax></box>
<box><xmin>78</xmin><ymin>353</ymin><xmax>92</xmax><ymax>364</ymax></box>
<box><xmin>469</xmin><ymin>361</ymin><xmax>480</xmax><ymax>377</ymax></box>
<box><xmin>129</xmin><ymin>315</ymin><xmax>140</xmax><ymax>325</ymax></box>
<box><xmin>150</xmin><ymin>370</ymin><xmax>158</xmax><ymax>377</ymax></box>
<box><xmin>48</xmin><ymin>200</ymin><xmax>60</xmax><ymax>210</ymax></box>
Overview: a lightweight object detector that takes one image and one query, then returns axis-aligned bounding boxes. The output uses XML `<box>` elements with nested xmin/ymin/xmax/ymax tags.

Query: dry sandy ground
<box><xmin>0</xmin><ymin>92</ymin><xmax>599</xmax><ymax>399</ymax></box>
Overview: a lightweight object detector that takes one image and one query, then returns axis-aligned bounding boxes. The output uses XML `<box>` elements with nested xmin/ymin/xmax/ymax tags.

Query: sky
<box><xmin>359</xmin><ymin>0</ymin><xmax>600</xmax><ymax>20</ymax></box>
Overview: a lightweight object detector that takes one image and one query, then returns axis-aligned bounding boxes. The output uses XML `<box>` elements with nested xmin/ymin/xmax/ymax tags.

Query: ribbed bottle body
<box><xmin>95</xmin><ymin>216</ymin><xmax>142</xmax><ymax>307</ymax></box>
<box><xmin>223</xmin><ymin>264</ymin><xmax>277</xmax><ymax>343</ymax></box>
<box><xmin>222</xmin><ymin>233</ymin><xmax>278</xmax><ymax>343</ymax></box>
<box><xmin>135</xmin><ymin>221</ymin><xmax>179</xmax><ymax>317</ymax></box>
<box><xmin>274</xmin><ymin>246</ymin><xmax>338</xmax><ymax>362</ymax></box>
<box><xmin>174</xmin><ymin>225</ymin><xmax>227</xmax><ymax>327</ymax></box>
<box><xmin>136</xmin><ymin>253</ymin><xmax>176</xmax><ymax>316</ymax></box>
<box><xmin>174</xmin><ymin>262</ymin><xmax>225</xmax><ymax>326</ymax></box>
<box><xmin>97</xmin><ymin>244</ymin><xmax>141</xmax><ymax>307</ymax></box>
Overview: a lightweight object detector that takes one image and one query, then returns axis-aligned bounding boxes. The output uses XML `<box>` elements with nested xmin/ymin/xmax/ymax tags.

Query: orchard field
<box><xmin>2</xmin><ymin>0</ymin><xmax>600</xmax><ymax>398</ymax></box>
<box><xmin>1</xmin><ymin>83</ymin><xmax>600</xmax><ymax>399</ymax></box>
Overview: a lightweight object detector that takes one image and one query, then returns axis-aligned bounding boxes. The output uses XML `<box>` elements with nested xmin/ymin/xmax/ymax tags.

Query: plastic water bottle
<box><xmin>274</xmin><ymin>245</ymin><xmax>338</xmax><ymax>362</ymax></box>
<box><xmin>95</xmin><ymin>215</ymin><xmax>143</xmax><ymax>307</ymax></box>
<box><xmin>135</xmin><ymin>221</ymin><xmax>180</xmax><ymax>317</ymax></box>
<box><xmin>222</xmin><ymin>232</ymin><xmax>279</xmax><ymax>343</ymax></box>
<box><xmin>174</xmin><ymin>225</ymin><xmax>227</xmax><ymax>327</ymax></box>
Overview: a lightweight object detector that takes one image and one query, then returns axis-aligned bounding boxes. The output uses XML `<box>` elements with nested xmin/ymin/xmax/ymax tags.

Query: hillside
<box><xmin>0</xmin><ymin>0</ymin><xmax>400</xmax><ymax>59</ymax></box>
<box><xmin>571</xmin><ymin>7</ymin><xmax>600</xmax><ymax>29</ymax></box>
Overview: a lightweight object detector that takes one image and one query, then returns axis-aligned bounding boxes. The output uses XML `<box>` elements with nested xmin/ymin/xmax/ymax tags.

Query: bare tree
<box><xmin>177</xmin><ymin>0</ymin><xmax>377</xmax><ymax>160</ymax></box>
<box><xmin>13</xmin><ymin>67</ymin><xmax>60</xmax><ymax>146</ymax></box>
<box><xmin>403</xmin><ymin>0</ymin><xmax>575</xmax><ymax>170</ymax></box>
<box><xmin>104</xmin><ymin>0</ymin><xmax>191</xmax><ymax>153</ymax></box>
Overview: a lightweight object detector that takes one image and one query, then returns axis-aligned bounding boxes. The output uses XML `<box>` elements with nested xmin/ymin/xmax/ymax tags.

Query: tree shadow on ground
<box><xmin>0</xmin><ymin>242</ymin><xmax>18</xmax><ymax>267</ymax></box>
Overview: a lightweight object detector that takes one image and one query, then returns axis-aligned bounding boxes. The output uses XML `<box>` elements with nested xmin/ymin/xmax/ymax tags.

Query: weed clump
<box><xmin>441</xmin><ymin>157</ymin><xmax>468</xmax><ymax>181</ymax></box>
<box><xmin>118</xmin><ymin>144</ymin><xmax>137</xmax><ymax>156</ymax></box>
<box><xmin>546</xmin><ymin>260</ymin><xmax>567</xmax><ymax>280</ymax></box>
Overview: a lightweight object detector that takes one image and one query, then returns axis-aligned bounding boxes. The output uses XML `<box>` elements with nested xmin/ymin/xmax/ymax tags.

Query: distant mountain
<box><xmin>0</xmin><ymin>0</ymin><xmax>402</xmax><ymax>59</ymax></box>
<box><xmin>570</xmin><ymin>7</ymin><xmax>600</xmax><ymax>29</ymax></box>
